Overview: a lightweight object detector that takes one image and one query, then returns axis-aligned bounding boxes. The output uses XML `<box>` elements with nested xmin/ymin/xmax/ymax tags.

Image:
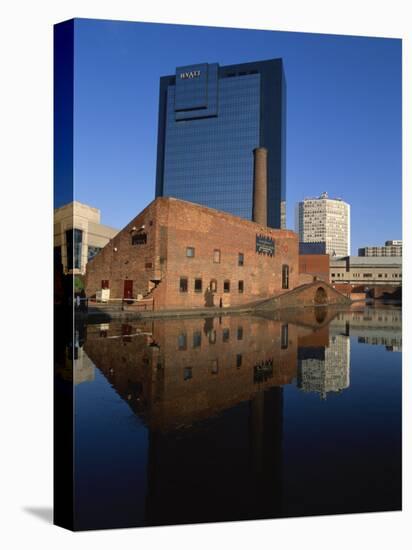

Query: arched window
<box><xmin>282</xmin><ymin>265</ymin><xmax>289</xmax><ymax>289</ymax></box>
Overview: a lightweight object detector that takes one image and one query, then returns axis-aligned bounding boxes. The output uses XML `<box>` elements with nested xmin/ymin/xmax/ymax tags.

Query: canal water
<box><xmin>69</xmin><ymin>304</ymin><xmax>401</xmax><ymax>530</ymax></box>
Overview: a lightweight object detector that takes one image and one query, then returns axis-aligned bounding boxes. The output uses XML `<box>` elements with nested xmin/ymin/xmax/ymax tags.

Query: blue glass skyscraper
<box><xmin>155</xmin><ymin>58</ymin><xmax>286</xmax><ymax>228</ymax></box>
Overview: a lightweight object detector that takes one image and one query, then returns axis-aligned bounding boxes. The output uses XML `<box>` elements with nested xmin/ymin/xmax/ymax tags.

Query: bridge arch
<box><xmin>315</xmin><ymin>307</ymin><xmax>327</xmax><ymax>323</ymax></box>
<box><xmin>314</xmin><ymin>286</ymin><xmax>328</xmax><ymax>305</ymax></box>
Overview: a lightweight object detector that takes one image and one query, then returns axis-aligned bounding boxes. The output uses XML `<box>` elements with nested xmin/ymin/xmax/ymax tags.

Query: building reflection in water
<box><xmin>330</xmin><ymin>306</ymin><xmax>402</xmax><ymax>351</ymax></box>
<box><xmin>67</xmin><ymin>304</ymin><xmax>402</xmax><ymax>528</ymax></box>
<box><xmin>297</xmin><ymin>335</ymin><xmax>350</xmax><ymax>399</ymax></box>
<box><xmin>78</xmin><ymin>309</ymin><xmax>352</xmax><ymax>525</ymax></box>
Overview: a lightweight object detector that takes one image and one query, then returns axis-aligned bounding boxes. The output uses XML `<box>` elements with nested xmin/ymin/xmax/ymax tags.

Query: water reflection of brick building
<box><xmin>84</xmin><ymin>316</ymin><xmax>298</xmax><ymax>431</ymax></box>
<box><xmin>84</xmin><ymin>315</ymin><xmax>299</xmax><ymax>525</ymax></box>
<box><xmin>85</xmin><ymin>197</ymin><xmax>299</xmax><ymax>309</ymax></box>
<box><xmin>83</xmin><ymin>313</ymin><xmax>338</xmax><ymax>525</ymax></box>
<box><xmin>297</xmin><ymin>334</ymin><xmax>350</xmax><ymax>399</ymax></box>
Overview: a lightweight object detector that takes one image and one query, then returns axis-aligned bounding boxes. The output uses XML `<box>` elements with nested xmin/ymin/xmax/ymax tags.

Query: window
<box><xmin>184</xmin><ymin>367</ymin><xmax>192</xmax><ymax>381</ymax></box>
<box><xmin>193</xmin><ymin>331</ymin><xmax>202</xmax><ymax>348</ymax></box>
<box><xmin>211</xmin><ymin>360</ymin><xmax>219</xmax><ymax>375</ymax></box>
<box><xmin>145</xmin><ymin>262</ymin><xmax>153</xmax><ymax>269</ymax></box>
<box><xmin>224</xmin><ymin>280</ymin><xmax>230</xmax><ymax>293</ymax></box>
<box><xmin>186</xmin><ymin>247</ymin><xmax>195</xmax><ymax>258</ymax></box>
<box><xmin>237</xmin><ymin>326</ymin><xmax>243</xmax><ymax>340</ymax></box>
<box><xmin>213</xmin><ymin>249</ymin><xmax>221</xmax><ymax>263</ymax></box>
<box><xmin>179</xmin><ymin>277</ymin><xmax>188</xmax><ymax>292</ymax></box>
<box><xmin>54</xmin><ymin>246</ymin><xmax>63</xmax><ymax>270</ymax></box>
<box><xmin>66</xmin><ymin>228</ymin><xmax>83</xmax><ymax>270</ymax></box>
<box><xmin>238</xmin><ymin>280</ymin><xmax>244</xmax><ymax>293</ymax></box>
<box><xmin>88</xmin><ymin>245</ymin><xmax>101</xmax><ymax>262</ymax></box>
<box><xmin>331</xmin><ymin>273</ymin><xmax>336</xmax><ymax>277</ymax></box>
<box><xmin>132</xmin><ymin>233</ymin><xmax>147</xmax><ymax>245</ymax></box>
<box><xmin>236</xmin><ymin>354</ymin><xmax>242</xmax><ymax>368</ymax></box>
<box><xmin>178</xmin><ymin>333</ymin><xmax>187</xmax><ymax>350</ymax></box>
<box><xmin>194</xmin><ymin>278</ymin><xmax>202</xmax><ymax>292</ymax></box>
<box><xmin>378</xmin><ymin>274</ymin><xmax>382</xmax><ymax>278</ymax></box>
<box><xmin>238</xmin><ymin>253</ymin><xmax>244</xmax><ymax>266</ymax></box>
<box><xmin>222</xmin><ymin>328</ymin><xmax>230</xmax><ymax>342</ymax></box>
<box><xmin>209</xmin><ymin>330</ymin><xmax>216</xmax><ymax>344</ymax></box>
<box><xmin>281</xmin><ymin>324</ymin><xmax>289</xmax><ymax>349</ymax></box>
<box><xmin>282</xmin><ymin>265</ymin><xmax>289</xmax><ymax>289</ymax></box>
<box><xmin>210</xmin><ymin>279</ymin><xmax>217</xmax><ymax>292</ymax></box>
<box><xmin>101</xmin><ymin>280</ymin><xmax>109</xmax><ymax>289</ymax></box>
<box><xmin>363</xmin><ymin>273</ymin><xmax>373</xmax><ymax>278</ymax></box>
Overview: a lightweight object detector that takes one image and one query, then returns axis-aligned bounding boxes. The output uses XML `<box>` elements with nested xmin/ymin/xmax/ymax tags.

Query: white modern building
<box><xmin>295</xmin><ymin>192</ymin><xmax>350</xmax><ymax>256</ymax></box>
<box><xmin>54</xmin><ymin>201</ymin><xmax>118</xmax><ymax>276</ymax></box>
<box><xmin>330</xmin><ymin>256</ymin><xmax>402</xmax><ymax>286</ymax></box>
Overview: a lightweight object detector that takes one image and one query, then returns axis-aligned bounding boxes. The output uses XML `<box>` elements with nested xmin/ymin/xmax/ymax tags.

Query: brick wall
<box><xmin>257</xmin><ymin>280</ymin><xmax>351</xmax><ymax>310</ymax></box>
<box><xmin>298</xmin><ymin>254</ymin><xmax>330</xmax><ymax>283</ymax></box>
<box><xmin>86</xmin><ymin>197</ymin><xmax>300</xmax><ymax>310</ymax></box>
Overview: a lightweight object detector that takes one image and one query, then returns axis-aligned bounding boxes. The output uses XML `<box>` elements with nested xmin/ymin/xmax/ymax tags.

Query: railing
<box><xmin>121</xmin><ymin>298</ymin><xmax>154</xmax><ymax>311</ymax></box>
<box><xmin>89</xmin><ymin>296</ymin><xmax>154</xmax><ymax>311</ymax></box>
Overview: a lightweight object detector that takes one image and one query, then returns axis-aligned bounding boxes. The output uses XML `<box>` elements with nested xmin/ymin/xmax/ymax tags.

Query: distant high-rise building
<box><xmin>155</xmin><ymin>59</ymin><xmax>286</xmax><ymax>228</ymax></box>
<box><xmin>295</xmin><ymin>192</ymin><xmax>350</xmax><ymax>256</ymax></box>
<box><xmin>358</xmin><ymin>240</ymin><xmax>402</xmax><ymax>257</ymax></box>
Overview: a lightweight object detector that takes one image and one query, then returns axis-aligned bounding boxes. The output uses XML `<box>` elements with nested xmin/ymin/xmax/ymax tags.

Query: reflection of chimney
<box><xmin>253</xmin><ymin>147</ymin><xmax>268</xmax><ymax>226</ymax></box>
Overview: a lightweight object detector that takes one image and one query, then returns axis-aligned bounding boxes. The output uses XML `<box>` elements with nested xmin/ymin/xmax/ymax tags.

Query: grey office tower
<box><xmin>155</xmin><ymin>59</ymin><xmax>286</xmax><ymax>229</ymax></box>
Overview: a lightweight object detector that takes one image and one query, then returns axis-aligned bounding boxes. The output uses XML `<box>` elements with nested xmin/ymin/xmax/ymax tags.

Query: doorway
<box><xmin>123</xmin><ymin>280</ymin><xmax>133</xmax><ymax>301</ymax></box>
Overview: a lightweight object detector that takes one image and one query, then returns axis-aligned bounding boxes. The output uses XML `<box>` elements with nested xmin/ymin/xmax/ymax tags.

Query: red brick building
<box><xmin>85</xmin><ymin>197</ymin><xmax>300</xmax><ymax>310</ymax></box>
<box><xmin>298</xmin><ymin>254</ymin><xmax>330</xmax><ymax>285</ymax></box>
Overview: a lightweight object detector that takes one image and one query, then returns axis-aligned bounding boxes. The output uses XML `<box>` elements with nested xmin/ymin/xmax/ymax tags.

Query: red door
<box><xmin>123</xmin><ymin>280</ymin><xmax>133</xmax><ymax>301</ymax></box>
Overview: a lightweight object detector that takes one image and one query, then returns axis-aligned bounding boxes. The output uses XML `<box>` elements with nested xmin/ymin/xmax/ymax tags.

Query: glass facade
<box><xmin>156</xmin><ymin>59</ymin><xmax>286</xmax><ymax>228</ymax></box>
<box><xmin>66</xmin><ymin>228</ymin><xmax>83</xmax><ymax>271</ymax></box>
<box><xmin>87</xmin><ymin>245</ymin><xmax>102</xmax><ymax>262</ymax></box>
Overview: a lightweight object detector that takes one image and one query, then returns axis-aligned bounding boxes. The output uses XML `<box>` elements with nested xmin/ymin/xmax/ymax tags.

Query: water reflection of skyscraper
<box><xmin>297</xmin><ymin>334</ymin><xmax>350</xmax><ymax>399</ymax></box>
<box><xmin>73</xmin><ymin>308</ymin><xmax>401</xmax><ymax>527</ymax></box>
<box><xmin>81</xmin><ymin>311</ymin><xmax>356</xmax><ymax>426</ymax></box>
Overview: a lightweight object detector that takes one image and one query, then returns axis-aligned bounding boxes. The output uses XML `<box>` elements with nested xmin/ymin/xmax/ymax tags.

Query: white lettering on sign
<box><xmin>180</xmin><ymin>70</ymin><xmax>201</xmax><ymax>79</ymax></box>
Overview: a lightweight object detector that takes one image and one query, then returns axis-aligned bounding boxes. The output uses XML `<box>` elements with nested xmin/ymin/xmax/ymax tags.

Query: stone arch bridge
<box><xmin>253</xmin><ymin>280</ymin><xmax>351</xmax><ymax>312</ymax></box>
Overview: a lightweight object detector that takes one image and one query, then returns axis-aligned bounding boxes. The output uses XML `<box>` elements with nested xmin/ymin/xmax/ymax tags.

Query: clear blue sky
<box><xmin>69</xmin><ymin>18</ymin><xmax>401</xmax><ymax>254</ymax></box>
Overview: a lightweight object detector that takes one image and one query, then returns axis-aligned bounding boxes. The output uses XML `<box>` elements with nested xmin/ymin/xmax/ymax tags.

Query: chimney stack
<box><xmin>253</xmin><ymin>147</ymin><xmax>268</xmax><ymax>226</ymax></box>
